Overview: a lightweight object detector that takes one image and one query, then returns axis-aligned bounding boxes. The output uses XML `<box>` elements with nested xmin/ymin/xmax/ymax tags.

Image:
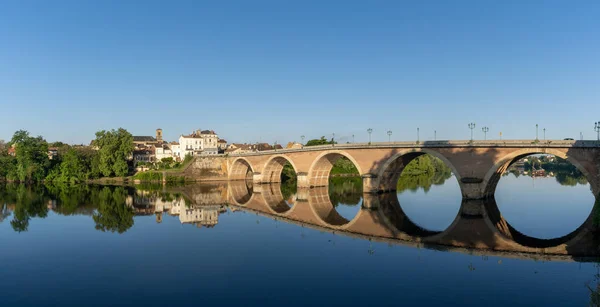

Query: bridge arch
<box><xmin>229</xmin><ymin>157</ymin><xmax>254</xmax><ymax>181</ymax></box>
<box><xmin>261</xmin><ymin>154</ymin><xmax>298</xmax><ymax>184</ymax></box>
<box><xmin>307</xmin><ymin>150</ymin><xmax>363</xmax><ymax>188</ymax></box>
<box><xmin>375</xmin><ymin>148</ymin><xmax>462</xmax><ymax>193</ymax></box>
<box><xmin>482</xmin><ymin>148</ymin><xmax>593</xmax><ymax>198</ymax></box>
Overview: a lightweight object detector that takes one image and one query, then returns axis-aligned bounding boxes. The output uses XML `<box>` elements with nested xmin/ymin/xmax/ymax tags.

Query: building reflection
<box><xmin>129</xmin><ymin>185</ymin><xmax>228</xmax><ymax>228</ymax></box>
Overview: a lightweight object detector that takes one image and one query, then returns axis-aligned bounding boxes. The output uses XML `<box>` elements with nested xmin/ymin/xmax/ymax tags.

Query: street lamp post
<box><xmin>301</xmin><ymin>135</ymin><xmax>305</xmax><ymax>144</ymax></box>
<box><xmin>332</xmin><ymin>133</ymin><xmax>335</xmax><ymax>147</ymax></box>
<box><xmin>367</xmin><ymin>128</ymin><xmax>373</xmax><ymax>145</ymax></box>
<box><xmin>468</xmin><ymin>123</ymin><xmax>476</xmax><ymax>141</ymax></box>
<box><xmin>595</xmin><ymin>122</ymin><xmax>600</xmax><ymax>141</ymax></box>
<box><xmin>536</xmin><ymin>124</ymin><xmax>539</xmax><ymax>141</ymax></box>
<box><xmin>543</xmin><ymin>128</ymin><xmax>546</xmax><ymax>141</ymax></box>
<box><xmin>387</xmin><ymin>130</ymin><xmax>392</xmax><ymax>142</ymax></box>
<box><xmin>352</xmin><ymin>134</ymin><xmax>355</xmax><ymax>144</ymax></box>
<box><xmin>434</xmin><ymin>130</ymin><xmax>437</xmax><ymax>141</ymax></box>
<box><xmin>481</xmin><ymin>127</ymin><xmax>489</xmax><ymax>140</ymax></box>
<box><xmin>417</xmin><ymin>127</ymin><xmax>420</xmax><ymax>143</ymax></box>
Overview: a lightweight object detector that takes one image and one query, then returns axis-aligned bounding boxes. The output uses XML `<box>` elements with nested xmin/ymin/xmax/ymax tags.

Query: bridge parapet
<box><xmin>229</xmin><ymin>140</ymin><xmax>599</xmax><ymax>157</ymax></box>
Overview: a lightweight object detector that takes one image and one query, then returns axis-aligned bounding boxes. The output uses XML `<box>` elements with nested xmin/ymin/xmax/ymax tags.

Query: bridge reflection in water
<box><xmin>219</xmin><ymin>181</ymin><xmax>599</xmax><ymax>261</ymax></box>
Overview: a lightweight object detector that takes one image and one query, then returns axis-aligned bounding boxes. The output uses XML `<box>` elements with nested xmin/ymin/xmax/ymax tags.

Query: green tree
<box><xmin>94</xmin><ymin>128</ymin><xmax>133</xmax><ymax>177</ymax></box>
<box><xmin>305</xmin><ymin>136</ymin><xmax>335</xmax><ymax>146</ymax></box>
<box><xmin>161</xmin><ymin>157</ymin><xmax>174</xmax><ymax>164</ymax></box>
<box><xmin>9</xmin><ymin>130</ymin><xmax>50</xmax><ymax>182</ymax></box>
<box><xmin>59</xmin><ymin>148</ymin><xmax>84</xmax><ymax>183</ymax></box>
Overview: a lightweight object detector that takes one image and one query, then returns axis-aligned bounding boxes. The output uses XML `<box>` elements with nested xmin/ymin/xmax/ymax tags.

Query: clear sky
<box><xmin>1</xmin><ymin>0</ymin><xmax>599</xmax><ymax>145</ymax></box>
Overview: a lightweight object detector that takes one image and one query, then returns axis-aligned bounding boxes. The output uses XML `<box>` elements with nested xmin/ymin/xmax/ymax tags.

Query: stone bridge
<box><xmin>226</xmin><ymin>140</ymin><xmax>600</xmax><ymax>199</ymax></box>
<box><xmin>226</xmin><ymin>181</ymin><xmax>600</xmax><ymax>259</ymax></box>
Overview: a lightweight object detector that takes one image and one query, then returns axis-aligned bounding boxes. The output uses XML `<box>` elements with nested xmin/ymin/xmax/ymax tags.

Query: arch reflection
<box><xmin>225</xmin><ymin>183</ymin><xmax>600</xmax><ymax>260</ymax></box>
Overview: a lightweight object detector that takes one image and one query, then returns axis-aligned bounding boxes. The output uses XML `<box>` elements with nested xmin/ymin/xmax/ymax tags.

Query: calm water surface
<box><xmin>0</xmin><ymin>172</ymin><xmax>598</xmax><ymax>306</ymax></box>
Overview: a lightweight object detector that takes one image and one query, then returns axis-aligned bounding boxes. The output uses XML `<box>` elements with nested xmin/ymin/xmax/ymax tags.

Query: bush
<box><xmin>133</xmin><ymin>171</ymin><xmax>163</xmax><ymax>181</ymax></box>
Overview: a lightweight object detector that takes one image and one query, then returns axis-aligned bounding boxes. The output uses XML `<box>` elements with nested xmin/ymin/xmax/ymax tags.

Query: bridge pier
<box><xmin>297</xmin><ymin>172</ymin><xmax>310</xmax><ymax>189</ymax></box>
<box><xmin>362</xmin><ymin>174</ymin><xmax>379</xmax><ymax>194</ymax></box>
<box><xmin>459</xmin><ymin>178</ymin><xmax>486</xmax><ymax>200</ymax></box>
<box><xmin>252</xmin><ymin>172</ymin><xmax>263</xmax><ymax>185</ymax></box>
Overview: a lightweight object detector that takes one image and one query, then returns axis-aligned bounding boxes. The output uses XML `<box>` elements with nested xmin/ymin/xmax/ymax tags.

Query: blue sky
<box><xmin>1</xmin><ymin>0</ymin><xmax>599</xmax><ymax>144</ymax></box>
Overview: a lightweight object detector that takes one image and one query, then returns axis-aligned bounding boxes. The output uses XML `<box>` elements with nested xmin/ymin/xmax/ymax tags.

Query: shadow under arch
<box><xmin>228</xmin><ymin>181</ymin><xmax>254</xmax><ymax>206</ymax></box>
<box><xmin>307</xmin><ymin>150</ymin><xmax>364</xmax><ymax>188</ymax></box>
<box><xmin>375</xmin><ymin>148</ymin><xmax>462</xmax><ymax>193</ymax></box>
<box><xmin>483</xmin><ymin>196</ymin><xmax>597</xmax><ymax>249</ymax></box>
<box><xmin>482</xmin><ymin>148</ymin><xmax>594</xmax><ymax>198</ymax></box>
<box><xmin>230</xmin><ymin>157</ymin><xmax>254</xmax><ymax>181</ymax></box>
<box><xmin>262</xmin><ymin>154</ymin><xmax>298</xmax><ymax>184</ymax></box>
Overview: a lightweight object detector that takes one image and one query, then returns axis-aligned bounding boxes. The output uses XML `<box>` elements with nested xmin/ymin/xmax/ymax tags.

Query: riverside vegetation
<box><xmin>0</xmin><ymin>129</ymin><xmax>133</xmax><ymax>184</ymax></box>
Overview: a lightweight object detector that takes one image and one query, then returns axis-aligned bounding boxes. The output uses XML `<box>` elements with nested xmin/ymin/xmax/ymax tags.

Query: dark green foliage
<box><xmin>281</xmin><ymin>162</ymin><xmax>296</xmax><ymax>182</ymax></box>
<box><xmin>305</xmin><ymin>136</ymin><xmax>335</xmax><ymax>146</ymax></box>
<box><xmin>94</xmin><ymin>128</ymin><xmax>133</xmax><ymax>177</ymax></box>
<box><xmin>0</xmin><ymin>152</ymin><xmax>17</xmax><ymax>181</ymax></box>
<box><xmin>280</xmin><ymin>180</ymin><xmax>298</xmax><ymax>200</ymax></box>
<box><xmin>330</xmin><ymin>157</ymin><xmax>359</xmax><ymax>175</ymax></box>
<box><xmin>397</xmin><ymin>155</ymin><xmax>453</xmax><ymax>193</ymax></box>
<box><xmin>93</xmin><ymin>186</ymin><xmax>134</xmax><ymax>234</ymax></box>
<box><xmin>328</xmin><ymin>177</ymin><xmax>362</xmax><ymax>207</ymax></box>
<box><xmin>9</xmin><ymin>130</ymin><xmax>50</xmax><ymax>182</ymax></box>
<box><xmin>133</xmin><ymin>171</ymin><xmax>163</xmax><ymax>181</ymax></box>
<box><xmin>0</xmin><ymin>184</ymin><xmax>50</xmax><ymax>232</ymax></box>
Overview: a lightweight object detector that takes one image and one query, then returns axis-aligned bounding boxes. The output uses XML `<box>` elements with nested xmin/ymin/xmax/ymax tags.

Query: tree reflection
<box><xmin>92</xmin><ymin>186</ymin><xmax>134</xmax><ymax>234</ymax></box>
<box><xmin>328</xmin><ymin>177</ymin><xmax>362</xmax><ymax>207</ymax></box>
<box><xmin>5</xmin><ymin>184</ymin><xmax>50</xmax><ymax>232</ymax></box>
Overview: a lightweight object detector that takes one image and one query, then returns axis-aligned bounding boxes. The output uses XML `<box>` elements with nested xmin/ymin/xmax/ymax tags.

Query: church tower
<box><xmin>156</xmin><ymin>128</ymin><xmax>163</xmax><ymax>142</ymax></box>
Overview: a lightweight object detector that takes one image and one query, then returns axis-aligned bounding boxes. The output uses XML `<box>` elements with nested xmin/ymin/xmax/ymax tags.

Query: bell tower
<box><xmin>156</xmin><ymin>128</ymin><xmax>163</xmax><ymax>142</ymax></box>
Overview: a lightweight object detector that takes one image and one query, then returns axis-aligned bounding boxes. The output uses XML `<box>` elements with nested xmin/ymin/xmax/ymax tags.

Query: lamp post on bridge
<box><xmin>367</xmin><ymin>128</ymin><xmax>373</xmax><ymax>145</ymax></box>
<box><xmin>434</xmin><ymin>130</ymin><xmax>437</xmax><ymax>141</ymax></box>
<box><xmin>543</xmin><ymin>128</ymin><xmax>546</xmax><ymax>141</ymax></box>
<box><xmin>595</xmin><ymin>122</ymin><xmax>600</xmax><ymax>141</ymax></box>
<box><xmin>352</xmin><ymin>134</ymin><xmax>355</xmax><ymax>144</ymax></box>
<box><xmin>332</xmin><ymin>133</ymin><xmax>335</xmax><ymax>147</ymax></box>
<box><xmin>301</xmin><ymin>135</ymin><xmax>305</xmax><ymax>144</ymax></box>
<box><xmin>481</xmin><ymin>127</ymin><xmax>489</xmax><ymax>140</ymax></box>
<box><xmin>535</xmin><ymin>124</ymin><xmax>539</xmax><ymax>141</ymax></box>
<box><xmin>387</xmin><ymin>130</ymin><xmax>392</xmax><ymax>143</ymax></box>
<box><xmin>468</xmin><ymin>123</ymin><xmax>476</xmax><ymax>141</ymax></box>
<box><xmin>417</xmin><ymin>127</ymin><xmax>420</xmax><ymax>144</ymax></box>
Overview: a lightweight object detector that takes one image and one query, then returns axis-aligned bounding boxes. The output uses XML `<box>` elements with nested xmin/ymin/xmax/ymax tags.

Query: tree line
<box><xmin>0</xmin><ymin>129</ymin><xmax>133</xmax><ymax>183</ymax></box>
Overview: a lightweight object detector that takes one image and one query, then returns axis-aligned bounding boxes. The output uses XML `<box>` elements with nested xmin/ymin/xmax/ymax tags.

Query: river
<box><xmin>0</xmin><ymin>170</ymin><xmax>598</xmax><ymax>306</ymax></box>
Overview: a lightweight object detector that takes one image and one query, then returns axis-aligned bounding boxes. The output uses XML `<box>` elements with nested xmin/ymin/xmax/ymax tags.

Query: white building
<box><xmin>179</xmin><ymin>129</ymin><xmax>219</xmax><ymax>156</ymax></box>
<box><xmin>170</xmin><ymin>142</ymin><xmax>181</xmax><ymax>160</ymax></box>
<box><xmin>155</xmin><ymin>144</ymin><xmax>173</xmax><ymax>161</ymax></box>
